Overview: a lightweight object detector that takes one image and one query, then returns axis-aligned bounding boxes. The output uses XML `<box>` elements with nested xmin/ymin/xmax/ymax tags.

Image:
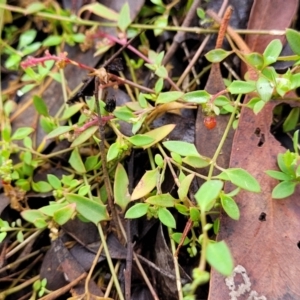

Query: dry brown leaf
<box><xmin>209</xmin><ymin>100</ymin><xmax>300</xmax><ymax>299</ymax></box>
<box><xmin>208</xmin><ymin>1</ymin><xmax>300</xmax><ymax>299</ymax></box>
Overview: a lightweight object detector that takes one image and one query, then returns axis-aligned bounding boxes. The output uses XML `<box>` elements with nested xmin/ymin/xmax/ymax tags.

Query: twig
<box><xmin>39</xmin><ymin>273</ymin><xmax>87</xmax><ymax>300</ymax></box>
<box><xmin>163</xmin><ymin>0</ymin><xmax>201</xmax><ymax>65</ymax></box>
<box><xmin>94</xmin><ymin>78</ymin><xmax>122</xmax><ymax>240</ymax></box>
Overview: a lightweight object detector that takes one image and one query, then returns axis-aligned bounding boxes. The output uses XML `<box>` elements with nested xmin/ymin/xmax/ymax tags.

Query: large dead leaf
<box><xmin>208</xmin><ymin>1</ymin><xmax>300</xmax><ymax>299</ymax></box>
<box><xmin>245</xmin><ymin>0</ymin><xmax>298</xmax><ymax>53</ymax></box>
<box><xmin>209</xmin><ymin>100</ymin><xmax>300</xmax><ymax>299</ymax></box>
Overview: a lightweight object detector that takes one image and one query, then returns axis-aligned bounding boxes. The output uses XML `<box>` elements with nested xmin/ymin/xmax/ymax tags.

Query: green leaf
<box><xmin>155</xmin><ymin>51</ymin><xmax>165</xmax><ymax>65</ymax></box>
<box><xmin>32</xmin><ymin>181</ymin><xmax>52</xmax><ymax>193</ymax></box>
<box><xmin>195</xmin><ymin>180</ymin><xmax>223</xmax><ymax>211</ymax></box>
<box><xmin>42</xmin><ymin>35</ymin><xmax>63</xmax><ymax>47</ymax></box>
<box><xmin>15</xmin><ymin>179</ymin><xmax>31</xmax><ymax>191</ymax></box>
<box><xmin>154</xmin><ymin>15</ymin><xmax>168</xmax><ymax>36</ymax></box>
<box><xmin>256</xmin><ymin>76</ymin><xmax>273</xmax><ymax>102</ymax></box>
<box><xmin>227</xmin><ymin>80</ymin><xmax>256</xmax><ymax>94</ymax></box>
<box><xmin>156</xmin><ymin>91</ymin><xmax>183</xmax><ymax>104</ymax></box>
<box><xmin>155</xmin><ymin>78</ymin><xmax>164</xmax><ymax>93</ymax></box>
<box><xmin>11</xmin><ymin>127</ymin><xmax>34</xmax><ymax>140</ymax></box>
<box><xmin>40</xmin><ymin>116</ymin><xmax>55</xmax><ymax>134</ymax></box>
<box><xmin>53</xmin><ymin>204</ymin><xmax>76</xmax><ymax>225</ymax></box>
<box><xmin>220</xmin><ymin>194</ymin><xmax>240</xmax><ymax>220</ymax></box>
<box><xmin>155</xmin><ymin>153</ymin><xmax>164</xmax><ymax>167</ymax></box>
<box><xmin>216</xmin><ymin>168</ymin><xmax>261</xmax><ymax>192</ymax></box>
<box><xmin>253</xmin><ymin>99</ymin><xmax>266</xmax><ymax>114</ymax></box>
<box><xmin>69</xmin><ymin>148</ymin><xmax>86</xmax><ymax>174</ymax></box>
<box><xmin>5</xmin><ymin>54</ymin><xmax>21</xmax><ymax>70</ymax></box>
<box><xmin>118</xmin><ymin>3</ymin><xmax>131</xmax><ymax>32</ymax></box>
<box><xmin>39</xmin><ymin>203</ymin><xmax>68</xmax><ymax>216</ymax></box>
<box><xmin>155</xmin><ymin>65</ymin><xmax>168</xmax><ymax>78</ymax></box>
<box><xmin>286</xmin><ymin>28</ymin><xmax>300</xmax><ymax>55</ymax></box>
<box><xmin>214</xmin><ymin>95</ymin><xmax>231</xmax><ymax>106</ymax></box>
<box><xmin>65</xmin><ymin>194</ymin><xmax>109</xmax><ymax>224</ymax></box>
<box><xmin>265</xmin><ymin>170</ymin><xmax>292</xmax><ymax>181</ymax></box>
<box><xmin>175</xmin><ymin>203</ymin><xmax>189</xmax><ymax>215</ymax></box>
<box><xmin>190</xmin><ymin>207</ymin><xmax>200</xmax><ymax>222</ymax></box>
<box><xmin>85</xmin><ymin>155</ymin><xmax>100</xmax><ymax>172</ymax></box>
<box><xmin>0</xmin><ymin>232</ymin><xmax>7</xmax><ymax>243</ymax></box>
<box><xmin>46</xmin><ymin>126</ymin><xmax>72</xmax><ymax>139</ymax></box>
<box><xmin>127</xmin><ymin>134</ymin><xmax>155</xmax><ymax>147</ymax></box>
<box><xmin>171</xmin><ymin>233</ymin><xmax>190</xmax><ymax>245</ymax></box>
<box><xmin>283</xmin><ymin>107</ymin><xmax>300</xmax><ymax>132</ymax></box>
<box><xmin>22</xmin><ymin>42</ymin><xmax>42</xmax><ymax>56</ymax></box>
<box><xmin>60</xmin><ymin>103</ymin><xmax>85</xmax><ymax>120</ymax></box>
<box><xmin>21</xmin><ymin>210</ymin><xmax>47</xmax><ymax>228</ymax></box>
<box><xmin>131</xmin><ymin>168</ymin><xmax>159</xmax><ymax>200</ymax></box>
<box><xmin>182</xmin><ymin>90</ymin><xmax>210</xmax><ymax>104</ymax></box>
<box><xmin>182</xmin><ymin>155</ymin><xmax>210</xmax><ymax>168</ymax></box>
<box><xmin>71</xmin><ymin>126</ymin><xmax>98</xmax><ymax>147</ymax></box>
<box><xmin>293</xmin><ymin>130</ymin><xmax>299</xmax><ymax>155</ymax></box>
<box><xmin>107</xmin><ymin>142</ymin><xmax>120</xmax><ymax>162</ymax></box>
<box><xmin>178</xmin><ymin>174</ymin><xmax>195</xmax><ymax>200</ymax></box>
<box><xmin>125</xmin><ymin>203</ymin><xmax>150</xmax><ymax>218</ymax></box>
<box><xmin>24</xmin><ymin>2</ymin><xmax>46</xmax><ymax>14</ymax></box>
<box><xmin>33</xmin><ymin>96</ymin><xmax>49</xmax><ymax>116</ymax></box>
<box><xmin>143</xmin><ymin>124</ymin><xmax>176</xmax><ymax>148</ymax></box>
<box><xmin>47</xmin><ymin>174</ymin><xmax>62</xmax><ymax>190</ymax></box>
<box><xmin>78</xmin><ymin>185</ymin><xmax>90</xmax><ymax>196</ymax></box>
<box><xmin>145</xmin><ymin>193</ymin><xmax>176</xmax><ymax>207</ymax></box>
<box><xmin>71</xmin><ymin>33</ymin><xmax>85</xmax><ymax>43</ymax></box>
<box><xmin>206</xmin><ymin>241</ymin><xmax>233</xmax><ymax>276</ymax></box>
<box><xmin>263</xmin><ymin>39</ymin><xmax>282</xmax><ymax>66</ymax></box>
<box><xmin>244</xmin><ymin>52</ymin><xmax>264</xmax><ymax>70</ymax></box>
<box><xmin>114</xmin><ymin>163</ymin><xmax>130</xmax><ymax>212</ymax></box>
<box><xmin>213</xmin><ymin>218</ymin><xmax>220</xmax><ymax>234</ymax></box>
<box><xmin>113</xmin><ymin>106</ymin><xmax>135</xmax><ymax>121</ymax></box>
<box><xmin>158</xmin><ymin>207</ymin><xmax>176</xmax><ymax>228</ymax></box>
<box><xmin>205</xmin><ymin>49</ymin><xmax>232</xmax><ymax>62</ymax></box>
<box><xmin>272</xmin><ymin>181</ymin><xmax>297</xmax><ymax>199</ymax></box>
<box><xmin>80</xmin><ymin>3</ymin><xmax>119</xmax><ymax>21</ymax></box>
<box><xmin>163</xmin><ymin>141</ymin><xmax>200</xmax><ymax>157</ymax></box>
<box><xmin>291</xmin><ymin>73</ymin><xmax>300</xmax><ymax>89</ymax></box>
<box><xmin>18</xmin><ymin>29</ymin><xmax>37</xmax><ymax>49</ymax></box>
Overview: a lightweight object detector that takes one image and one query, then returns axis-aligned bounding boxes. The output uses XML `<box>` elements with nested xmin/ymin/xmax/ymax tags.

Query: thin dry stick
<box><xmin>84</xmin><ymin>242</ymin><xmax>104</xmax><ymax>296</ymax></box>
<box><xmin>133</xmin><ymin>252</ymin><xmax>160</xmax><ymax>300</ymax></box>
<box><xmin>163</xmin><ymin>0</ymin><xmax>201</xmax><ymax>65</ymax></box>
<box><xmin>39</xmin><ymin>273</ymin><xmax>87</xmax><ymax>300</ymax></box>
<box><xmin>94</xmin><ymin>79</ymin><xmax>122</xmax><ymax>240</ymax></box>
<box><xmin>175</xmin><ymin>0</ymin><xmax>228</xmax><ymax>88</ymax></box>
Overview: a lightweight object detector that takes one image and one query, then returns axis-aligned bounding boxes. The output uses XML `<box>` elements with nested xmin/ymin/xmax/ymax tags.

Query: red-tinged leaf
<box><xmin>142</xmin><ymin>124</ymin><xmax>176</xmax><ymax>149</ymax></box>
<box><xmin>131</xmin><ymin>168</ymin><xmax>159</xmax><ymax>200</ymax></box>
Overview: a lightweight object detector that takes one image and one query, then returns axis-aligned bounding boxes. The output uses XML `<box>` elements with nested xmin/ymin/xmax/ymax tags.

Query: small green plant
<box><xmin>266</xmin><ymin>130</ymin><xmax>300</xmax><ymax>199</ymax></box>
<box><xmin>1</xmin><ymin>2</ymin><xmax>300</xmax><ymax>299</ymax></box>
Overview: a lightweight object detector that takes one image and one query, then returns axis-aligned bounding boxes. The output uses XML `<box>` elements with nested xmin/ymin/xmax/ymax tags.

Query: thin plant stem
<box><xmin>0</xmin><ymin>275</ymin><xmax>39</xmax><ymax>299</ymax></box>
<box><xmin>84</xmin><ymin>241</ymin><xmax>104</xmax><ymax>296</ymax></box>
<box><xmin>6</xmin><ymin>229</ymin><xmax>43</xmax><ymax>259</ymax></box>
<box><xmin>104</xmin><ymin>261</ymin><xmax>121</xmax><ymax>298</ymax></box>
<box><xmin>97</xmin><ymin>223</ymin><xmax>125</xmax><ymax>300</ymax></box>
<box><xmin>208</xmin><ymin>94</ymin><xmax>241</xmax><ymax>179</ymax></box>
<box><xmin>94</xmin><ymin>80</ymin><xmax>122</xmax><ymax>239</ymax></box>
<box><xmin>168</xmin><ymin>227</ymin><xmax>183</xmax><ymax>300</ymax></box>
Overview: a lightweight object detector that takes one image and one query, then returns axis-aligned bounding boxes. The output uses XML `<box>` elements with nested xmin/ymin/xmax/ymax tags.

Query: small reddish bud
<box><xmin>203</xmin><ymin>116</ymin><xmax>217</xmax><ymax>130</ymax></box>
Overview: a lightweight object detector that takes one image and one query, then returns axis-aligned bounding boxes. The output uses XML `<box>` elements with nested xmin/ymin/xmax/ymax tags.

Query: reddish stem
<box><xmin>75</xmin><ymin>115</ymin><xmax>113</xmax><ymax>133</ymax></box>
